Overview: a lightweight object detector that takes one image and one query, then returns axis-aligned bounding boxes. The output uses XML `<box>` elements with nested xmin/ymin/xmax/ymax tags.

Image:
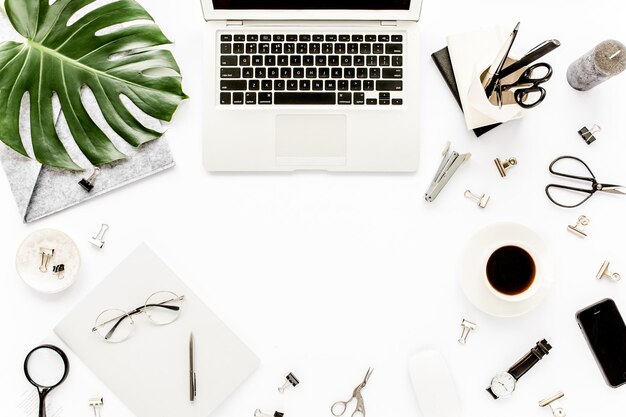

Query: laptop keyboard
<box><xmin>218</xmin><ymin>33</ymin><xmax>405</xmax><ymax>106</ymax></box>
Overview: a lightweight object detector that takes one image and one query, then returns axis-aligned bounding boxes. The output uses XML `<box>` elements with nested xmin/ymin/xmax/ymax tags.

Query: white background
<box><xmin>1</xmin><ymin>0</ymin><xmax>626</xmax><ymax>416</ymax></box>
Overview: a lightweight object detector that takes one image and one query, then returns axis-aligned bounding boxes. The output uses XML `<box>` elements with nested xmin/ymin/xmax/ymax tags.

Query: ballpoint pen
<box><xmin>483</xmin><ymin>22</ymin><xmax>520</xmax><ymax>98</ymax></box>
<box><xmin>189</xmin><ymin>332</ymin><xmax>197</xmax><ymax>402</ymax></box>
<box><xmin>498</xmin><ymin>39</ymin><xmax>561</xmax><ymax>80</ymax></box>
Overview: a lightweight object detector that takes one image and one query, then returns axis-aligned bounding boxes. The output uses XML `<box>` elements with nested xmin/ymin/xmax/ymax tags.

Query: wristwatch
<box><xmin>487</xmin><ymin>339</ymin><xmax>552</xmax><ymax>399</ymax></box>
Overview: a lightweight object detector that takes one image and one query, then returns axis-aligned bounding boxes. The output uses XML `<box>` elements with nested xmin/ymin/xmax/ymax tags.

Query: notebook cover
<box><xmin>431</xmin><ymin>47</ymin><xmax>500</xmax><ymax>137</ymax></box>
<box><xmin>54</xmin><ymin>244</ymin><xmax>260</xmax><ymax>417</ymax></box>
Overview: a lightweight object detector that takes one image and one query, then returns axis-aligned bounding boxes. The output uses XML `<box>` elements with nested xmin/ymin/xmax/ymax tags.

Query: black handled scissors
<box><xmin>545</xmin><ymin>156</ymin><xmax>626</xmax><ymax>208</ymax></box>
<box><xmin>499</xmin><ymin>63</ymin><xmax>552</xmax><ymax>109</ymax></box>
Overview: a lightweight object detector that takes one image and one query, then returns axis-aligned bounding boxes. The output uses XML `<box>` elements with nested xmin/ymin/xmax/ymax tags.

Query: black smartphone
<box><xmin>576</xmin><ymin>298</ymin><xmax>626</xmax><ymax>388</ymax></box>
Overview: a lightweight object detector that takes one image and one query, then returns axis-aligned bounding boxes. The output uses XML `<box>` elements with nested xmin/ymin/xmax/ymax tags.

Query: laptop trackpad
<box><xmin>275</xmin><ymin>114</ymin><xmax>347</xmax><ymax>166</ymax></box>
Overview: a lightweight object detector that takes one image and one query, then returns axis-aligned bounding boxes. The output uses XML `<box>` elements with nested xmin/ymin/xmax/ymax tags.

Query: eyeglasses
<box><xmin>92</xmin><ymin>291</ymin><xmax>185</xmax><ymax>343</ymax></box>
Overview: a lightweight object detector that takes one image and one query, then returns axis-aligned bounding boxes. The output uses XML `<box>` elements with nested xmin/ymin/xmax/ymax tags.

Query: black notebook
<box><xmin>431</xmin><ymin>47</ymin><xmax>500</xmax><ymax>137</ymax></box>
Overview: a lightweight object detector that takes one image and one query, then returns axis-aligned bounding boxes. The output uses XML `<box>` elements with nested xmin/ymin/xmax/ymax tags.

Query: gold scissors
<box><xmin>331</xmin><ymin>368</ymin><xmax>373</xmax><ymax>417</ymax></box>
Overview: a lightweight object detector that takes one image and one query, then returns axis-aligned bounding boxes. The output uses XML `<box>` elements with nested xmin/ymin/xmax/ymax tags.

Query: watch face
<box><xmin>490</xmin><ymin>372</ymin><xmax>516</xmax><ymax>398</ymax></box>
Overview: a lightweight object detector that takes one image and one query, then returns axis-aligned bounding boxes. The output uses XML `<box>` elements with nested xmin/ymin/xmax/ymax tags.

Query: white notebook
<box><xmin>54</xmin><ymin>243</ymin><xmax>259</xmax><ymax>417</ymax></box>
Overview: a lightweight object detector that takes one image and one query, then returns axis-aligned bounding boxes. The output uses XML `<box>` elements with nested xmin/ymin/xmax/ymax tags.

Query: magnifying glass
<box><xmin>24</xmin><ymin>345</ymin><xmax>70</xmax><ymax>417</ymax></box>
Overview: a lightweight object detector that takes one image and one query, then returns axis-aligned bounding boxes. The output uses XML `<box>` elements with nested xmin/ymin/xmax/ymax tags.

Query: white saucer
<box><xmin>16</xmin><ymin>229</ymin><xmax>81</xmax><ymax>294</ymax></box>
<box><xmin>459</xmin><ymin>222</ymin><xmax>553</xmax><ymax>318</ymax></box>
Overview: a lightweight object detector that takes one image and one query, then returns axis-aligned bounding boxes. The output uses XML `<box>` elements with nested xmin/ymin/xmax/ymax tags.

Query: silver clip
<box><xmin>39</xmin><ymin>248</ymin><xmax>54</xmax><ymax>272</ymax></box>
<box><xmin>458</xmin><ymin>319</ymin><xmax>477</xmax><ymax>344</ymax></box>
<box><xmin>278</xmin><ymin>372</ymin><xmax>300</xmax><ymax>393</ymax></box>
<box><xmin>255</xmin><ymin>410</ymin><xmax>284</xmax><ymax>417</ymax></box>
<box><xmin>494</xmin><ymin>157</ymin><xmax>517</xmax><ymax>177</ymax></box>
<box><xmin>464</xmin><ymin>190</ymin><xmax>489</xmax><ymax>208</ymax></box>
<box><xmin>539</xmin><ymin>391</ymin><xmax>566</xmax><ymax>417</ymax></box>
<box><xmin>597</xmin><ymin>261</ymin><xmax>621</xmax><ymax>282</ymax></box>
<box><xmin>425</xmin><ymin>142</ymin><xmax>471</xmax><ymax>202</ymax></box>
<box><xmin>88</xmin><ymin>397</ymin><xmax>104</xmax><ymax>417</ymax></box>
<box><xmin>578</xmin><ymin>124</ymin><xmax>601</xmax><ymax>145</ymax></box>
<box><xmin>90</xmin><ymin>224</ymin><xmax>109</xmax><ymax>249</ymax></box>
<box><xmin>52</xmin><ymin>264</ymin><xmax>65</xmax><ymax>280</ymax></box>
<box><xmin>567</xmin><ymin>215</ymin><xmax>589</xmax><ymax>238</ymax></box>
<box><xmin>79</xmin><ymin>167</ymin><xmax>101</xmax><ymax>192</ymax></box>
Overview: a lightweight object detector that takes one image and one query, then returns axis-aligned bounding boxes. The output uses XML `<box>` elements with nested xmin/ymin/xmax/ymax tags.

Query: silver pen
<box><xmin>189</xmin><ymin>332</ymin><xmax>197</xmax><ymax>402</ymax></box>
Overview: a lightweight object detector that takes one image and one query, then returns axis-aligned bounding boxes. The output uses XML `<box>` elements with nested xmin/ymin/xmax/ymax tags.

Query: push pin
<box><xmin>88</xmin><ymin>397</ymin><xmax>104</xmax><ymax>417</ymax></box>
<box><xmin>39</xmin><ymin>248</ymin><xmax>54</xmax><ymax>272</ymax></box>
<box><xmin>539</xmin><ymin>391</ymin><xmax>566</xmax><ymax>417</ymax></box>
<box><xmin>278</xmin><ymin>372</ymin><xmax>300</xmax><ymax>393</ymax></box>
<box><xmin>90</xmin><ymin>224</ymin><xmax>109</xmax><ymax>248</ymax></box>
<box><xmin>52</xmin><ymin>264</ymin><xmax>65</xmax><ymax>280</ymax></box>
<box><xmin>464</xmin><ymin>190</ymin><xmax>490</xmax><ymax>208</ymax></box>
<box><xmin>495</xmin><ymin>157</ymin><xmax>517</xmax><ymax>177</ymax></box>
<box><xmin>254</xmin><ymin>409</ymin><xmax>284</xmax><ymax>417</ymax></box>
<box><xmin>458</xmin><ymin>319</ymin><xmax>477</xmax><ymax>345</ymax></box>
<box><xmin>596</xmin><ymin>261</ymin><xmax>621</xmax><ymax>282</ymax></box>
<box><xmin>79</xmin><ymin>167</ymin><xmax>101</xmax><ymax>192</ymax></box>
<box><xmin>567</xmin><ymin>215</ymin><xmax>589</xmax><ymax>238</ymax></box>
<box><xmin>578</xmin><ymin>124</ymin><xmax>601</xmax><ymax>145</ymax></box>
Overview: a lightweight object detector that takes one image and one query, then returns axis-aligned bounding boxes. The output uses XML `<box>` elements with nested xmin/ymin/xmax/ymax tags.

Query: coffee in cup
<box><xmin>486</xmin><ymin>245</ymin><xmax>536</xmax><ymax>296</ymax></box>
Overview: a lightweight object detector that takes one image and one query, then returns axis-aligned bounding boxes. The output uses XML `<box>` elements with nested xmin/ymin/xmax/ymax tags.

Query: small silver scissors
<box><xmin>331</xmin><ymin>368</ymin><xmax>373</xmax><ymax>417</ymax></box>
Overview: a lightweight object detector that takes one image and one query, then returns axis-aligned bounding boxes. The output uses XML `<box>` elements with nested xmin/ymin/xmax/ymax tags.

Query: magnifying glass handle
<box><xmin>38</xmin><ymin>389</ymin><xmax>49</xmax><ymax>417</ymax></box>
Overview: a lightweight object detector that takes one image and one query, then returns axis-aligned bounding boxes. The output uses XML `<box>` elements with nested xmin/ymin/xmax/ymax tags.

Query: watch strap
<box><xmin>508</xmin><ymin>339</ymin><xmax>552</xmax><ymax>380</ymax></box>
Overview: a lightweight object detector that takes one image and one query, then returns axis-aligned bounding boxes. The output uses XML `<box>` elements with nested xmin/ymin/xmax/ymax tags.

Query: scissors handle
<box><xmin>515</xmin><ymin>86</ymin><xmax>546</xmax><ymax>109</ymax></box>
<box><xmin>331</xmin><ymin>400</ymin><xmax>350</xmax><ymax>416</ymax></box>
<box><xmin>545</xmin><ymin>184</ymin><xmax>595</xmax><ymax>208</ymax></box>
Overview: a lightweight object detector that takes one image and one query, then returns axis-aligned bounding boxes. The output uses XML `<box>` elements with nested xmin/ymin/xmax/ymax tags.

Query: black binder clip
<box><xmin>79</xmin><ymin>167</ymin><xmax>101</xmax><ymax>192</ymax></box>
<box><xmin>578</xmin><ymin>124</ymin><xmax>601</xmax><ymax>145</ymax></box>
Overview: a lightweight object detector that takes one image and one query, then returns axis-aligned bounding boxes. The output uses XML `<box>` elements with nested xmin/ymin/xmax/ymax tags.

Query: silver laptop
<box><xmin>201</xmin><ymin>0</ymin><xmax>422</xmax><ymax>172</ymax></box>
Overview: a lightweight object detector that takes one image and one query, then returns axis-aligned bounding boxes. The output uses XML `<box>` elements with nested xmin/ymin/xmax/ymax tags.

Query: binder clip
<box><xmin>538</xmin><ymin>391</ymin><xmax>566</xmax><ymax>417</ymax></box>
<box><xmin>464</xmin><ymin>190</ymin><xmax>489</xmax><ymax>208</ymax></box>
<box><xmin>567</xmin><ymin>215</ymin><xmax>589</xmax><ymax>238</ymax></box>
<box><xmin>88</xmin><ymin>397</ymin><xmax>104</xmax><ymax>417</ymax></box>
<box><xmin>90</xmin><ymin>224</ymin><xmax>109</xmax><ymax>249</ymax></box>
<box><xmin>596</xmin><ymin>261</ymin><xmax>621</xmax><ymax>282</ymax></box>
<box><xmin>578</xmin><ymin>124</ymin><xmax>601</xmax><ymax>145</ymax></box>
<box><xmin>255</xmin><ymin>410</ymin><xmax>284</xmax><ymax>417</ymax></box>
<box><xmin>494</xmin><ymin>157</ymin><xmax>517</xmax><ymax>177</ymax></box>
<box><xmin>278</xmin><ymin>372</ymin><xmax>300</xmax><ymax>393</ymax></box>
<box><xmin>425</xmin><ymin>142</ymin><xmax>471</xmax><ymax>202</ymax></box>
<box><xmin>52</xmin><ymin>264</ymin><xmax>65</xmax><ymax>280</ymax></box>
<box><xmin>39</xmin><ymin>248</ymin><xmax>54</xmax><ymax>272</ymax></box>
<box><xmin>79</xmin><ymin>167</ymin><xmax>101</xmax><ymax>192</ymax></box>
<box><xmin>458</xmin><ymin>319</ymin><xmax>477</xmax><ymax>345</ymax></box>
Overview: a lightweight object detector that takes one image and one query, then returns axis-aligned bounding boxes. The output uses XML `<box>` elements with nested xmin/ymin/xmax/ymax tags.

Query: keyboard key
<box><xmin>373</xmin><ymin>43</ymin><xmax>383</xmax><ymax>54</ymax></box>
<box><xmin>234</xmin><ymin>34</ymin><xmax>245</xmax><ymax>41</ymax></box>
<box><xmin>352</xmin><ymin>34</ymin><xmax>364</xmax><ymax>42</ymax></box>
<box><xmin>319</xmin><ymin>67</ymin><xmax>330</xmax><ymax>78</ymax></box>
<box><xmin>293</xmin><ymin>67</ymin><xmax>304</xmax><ymax>78</ymax></box>
<box><xmin>286</xmin><ymin>34</ymin><xmax>298</xmax><ymax>41</ymax></box>
<box><xmin>259</xmin><ymin>43</ymin><xmax>270</xmax><ymax>54</ymax></box>
<box><xmin>325</xmin><ymin>80</ymin><xmax>336</xmax><ymax>90</ymax></box>
<box><xmin>221</xmin><ymin>68</ymin><xmax>241</xmax><ymax>78</ymax></box>
<box><xmin>360</xmin><ymin>43</ymin><xmax>371</xmax><ymax>54</ymax></box>
<box><xmin>284</xmin><ymin>43</ymin><xmax>295</xmax><ymax>54</ymax></box>
<box><xmin>290</xmin><ymin>55</ymin><xmax>301</xmax><ymax>66</ymax></box>
<box><xmin>347</xmin><ymin>43</ymin><xmax>358</xmax><ymax>54</ymax></box>
<box><xmin>338</xmin><ymin>80</ymin><xmax>349</xmax><ymax>91</ymax></box>
<box><xmin>379</xmin><ymin>92</ymin><xmax>390</xmax><ymax>99</ymax></box>
<box><xmin>391</xmin><ymin>35</ymin><xmax>403</xmax><ymax>42</ymax></box>
<box><xmin>220</xmin><ymin>44</ymin><xmax>232</xmax><ymax>54</ymax></box>
<box><xmin>354</xmin><ymin>92</ymin><xmax>365</xmax><ymax>104</ymax></box>
<box><xmin>366</xmin><ymin>56</ymin><xmax>377</xmax><ymax>66</ymax></box>
<box><xmin>275</xmin><ymin>92</ymin><xmax>336</xmax><ymax>104</ymax></box>
<box><xmin>233</xmin><ymin>43</ymin><xmax>244</xmax><ymax>54</ymax></box>
<box><xmin>303</xmin><ymin>55</ymin><xmax>314</xmax><ymax>66</ymax></box>
<box><xmin>366</xmin><ymin>98</ymin><xmax>377</xmax><ymax>105</ymax></box>
<box><xmin>316</xmin><ymin>56</ymin><xmax>327</xmax><ymax>66</ymax></box>
<box><xmin>341</xmin><ymin>56</ymin><xmax>352</xmax><ymax>66</ymax></box>
<box><xmin>278</xmin><ymin>55</ymin><xmax>288</xmax><ymax>66</ymax></box>
<box><xmin>310</xmin><ymin>43</ymin><xmax>321</xmax><ymax>54</ymax></box>
<box><xmin>247</xmin><ymin>34</ymin><xmax>258</xmax><ymax>41</ymax></box>
<box><xmin>258</xmin><ymin>92</ymin><xmax>272</xmax><ymax>104</ymax></box>
<box><xmin>385</xmin><ymin>43</ymin><xmax>403</xmax><ymax>54</ymax></box>
<box><xmin>313</xmin><ymin>34</ymin><xmax>324</xmax><ymax>42</ymax></box>
<box><xmin>242</xmin><ymin>67</ymin><xmax>253</xmax><ymax>78</ymax></box>
<box><xmin>306</xmin><ymin>68</ymin><xmax>317</xmax><ymax>78</ymax></box>
<box><xmin>297</xmin><ymin>43</ymin><xmax>308</xmax><ymax>54</ymax></box>
<box><xmin>246</xmin><ymin>43</ymin><xmax>257</xmax><ymax>54</ymax></box>
<box><xmin>354</xmin><ymin>55</ymin><xmax>365</xmax><ymax>66</ymax></box>
<box><xmin>248</xmin><ymin>80</ymin><xmax>260</xmax><ymax>90</ymax></box>
<box><xmin>335</xmin><ymin>43</ymin><xmax>346</xmax><ymax>54</ymax></box>
<box><xmin>365</xmin><ymin>35</ymin><xmax>376</xmax><ymax>42</ymax></box>
<box><xmin>392</xmin><ymin>56</ymin><xmax>403</xmax><ymax>66</ymax></box>
<box><xmin>220</xmin><ymin>92</ymin><xmax>231</xmax><ymax>104</ymax></box>
<box><xmin>378</xmin><ymin>34</ymin><xmax>390</xmax><ymax>42</ymax></box>
<box><xmin>313</xmin><ymin>80</ymin><xmax>323</xmax><ymax>90</ymax></box>
<box><xmin>344</xmin><ymin>68</ymin><xmax>355</xmax><ymax>78</ymax></box>
<box><xmin>299</xmin><ymin>80</ymin><xmax>311</xmax><ymax>90</ymax></box>
<box><xmin>271</xmin><ymin>43</ymin><xmax>282</xmax><ymax>54</ymax></box>
<box><xmin>331</xmin><ymin>68</ymin><xmax>342</xmax><ymax>78</ymax></box>
<box><xmin>383</xmin><ymin>68</ymin><xmax>402</xmax><ymax>78</ymax></box>
<box><xmin>338</xmin><ymin>92</ymin><xmax>352</xmax><ymax>104</ymax></box>
<box><xmin>376</xmin><ymin>80</ymin><xmax>403</xmax><ymax>91</ymax></box>
<box><xmin>322</xmin><ymin>43</ymin><xmax>333</xmax><ymax>54</ymax></box>
<box><xmin>281</xmin><ymin>68</ymin><xmax>291</xmax><ymax>78</ymax></box>
<box><xmin>274</xmin><ymin>80</ymin><xmax>285</xmax><ymax>90</ymax></box>
<box><xmin>350</xmin><ymin>80</ymin><xmax>361</xmax><ymax>90</ymax></box>
<box><xmin>245</xmin><ymin>92</ymin><xmax>256</xmax><ymax>104</ymax></box>
<box><xmin>261</xmin><ymin>80</ymin><xmax>272</xmax><ymax>90</ymax></box>
<box><xmin>339</xmin><ymin>35</ymin><xmax>350</xmax><ymax>42</ymax></box>
<box><xmin>221</xmin><ymin>55</ymin><xmax>237</xmax><ymax>66</ymax></box>
<box><xmin>252</xmin><ymin>55</ymin><xmax>263</xmax><ymax>65</ymax></box>
<box><xmin>363</xmin><ymin>80</ymin><xmax>374</xmax><ymax>90</ymax></box>
<box><xmin>239</xmin><ymin>55</ymin><xmax>251</xmax><ymax>65</ymax></box>
<box><xmin>392</xmin><ymin>98</ymin><xmax>403</xmax><ymax>105</ymax></box>
<box><xmin>357</xmin><ymin>68</ymin><xmax>368</xmax><ymax>78</ymax></box>
<box><xmin>299</xmin><ymin>34</ymin><xmax>311</xmax><ymax>42</ymax></box>
<box><xmin>379</xmin><ymin>56</ymin><xmax>390</xmax><ymax>66</ymax></box>
<box><xmin>273</xmin><ymin>34</ymin><xmax>285</xmax><ymax>41</ymax></box>
<box><xmin>287</xmin><ymin>80</ymin><xmax>298</xmax><ymax>90</ymax></box>
<box><xmin>233</xmin><ymin>92</ymin><xmax>244</xmax><ymax>104</ymax></box>
<box><xmin>329</xmin><ymin>55</ymin><xmax>340</xmax><ymax>66</ymax></box>
<box><xmin>268</xmin><ymin>67</ymin><xmax>279</xmax><ymax>78</ymax></box>
<box><xmin>369</xmin><ymin>68</ymin><xmax>380</xmax><ymax>78</ymax></box>
<box><xmin>255</xmin><ymin>68</ymin><xmax>266</xmax><ymax>78</ymax></box>
<box><xmin>380</xmin><ymin>99</ymin><xmax>390</xmax><ymax>105</ymax></box>
<box><xmin>260</xmin><ymin>34</ymin><xmax>271</xmax><ymax>41</ymax></box>
<box><xmin>325</xmin><ymin>34</ymin><xmax>337</xmax><ymax>42</ymax></box>
<box><xmin>264</xmin><ymin>55</ymin><xmax>276</xmax><ymax>66</ymax></box>
<box><xmin>221</xmin><ymin>80</ymin><xmax>247</xmax><ymax>90</ymax></box>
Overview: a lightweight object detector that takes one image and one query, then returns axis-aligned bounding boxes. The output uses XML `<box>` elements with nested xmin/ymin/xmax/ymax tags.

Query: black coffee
<box><xmin>486</xmin><ymin>245</ymin><xmax>536</xmax><ymax>296</ymax></box>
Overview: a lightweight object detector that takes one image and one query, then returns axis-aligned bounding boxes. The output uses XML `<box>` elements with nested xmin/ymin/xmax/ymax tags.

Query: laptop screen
<box><xmin>212</xmin><ymin>0</ymin><xmax>411</xmax><ymax>10</ymax></box>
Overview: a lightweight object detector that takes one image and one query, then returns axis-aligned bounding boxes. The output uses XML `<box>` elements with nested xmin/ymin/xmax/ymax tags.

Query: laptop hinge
<box><xmin>380</xmin><ymin>20</ymin><xmax>398</xmax><ymax>27</ymax></box>
<box><xmin>226</xmin><ymin>20</ymin><xmax>244</xmax><ymax>26</ymax></box>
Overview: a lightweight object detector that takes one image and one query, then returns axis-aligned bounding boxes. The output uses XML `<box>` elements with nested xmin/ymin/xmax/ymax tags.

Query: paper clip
<box><xmin>79</xmin><ymin>167</ymin><xmax>101</xmax><ymax>192</ymax></box>
<box><xmin>567</xmin><ymin>215</ymin><xmax>589</xmax><ymax>238</ymax></box>
<box><xmin>39</xmin><ymin>248</ymin><xmax>54</xmax><ymax>272</ymax></box>
<box><xmin>278</xmin><ymin>372</ymin><xmax>300</xmax><ymax>393</ymax></box>
<box><xmin>538</xmin><ymin>391</ymin><xmax>566</xmax><ymax>417</ymax></box>
<box><xmin>425</xmin><ymin>142</ymin><xmax>471</xmax><ymax>202</ymax></box>
<box><xmin>90</xmin><ymin>224</ymin><xmax>109</xmax><ymax>249</ymax></box>
<box><xmin>578</xmin><ymin>124</ymin><xmax>601</xmax><ymax>145</ymax></box>
<box><xmin>596</xmin><ymin>261</ymin><xmax>620</xmax><ymax>282</ymax></box>
<box><xmin>494</xmin><ymin>157</ymin><xmax>517</xmax><ymax>177</ymax></box>
<box><xmin>458</xmin><ymin>319</ymin><xmax>477</xmax><ymax>344</ymax></box>
<box><xmin>52</xmin><ymin>264</ymin><xmax>65</xmax><ymax>280</ymax></box>
<box><xmin>464</xmin><ymin>190</ymin><xmax>489</xmax><ymax>208</ymax></box>
<box><xmin>88</xmin><ymin>397</ymin><xmax>104</xmax><ymax>417</ymax></box>
<box><xmin>255</xmin><ymin>410</ymin><xmax>284</xmax><ymax>417</ymax></box>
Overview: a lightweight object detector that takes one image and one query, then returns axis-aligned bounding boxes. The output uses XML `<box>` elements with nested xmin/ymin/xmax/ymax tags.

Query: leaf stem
<box><xmin>0</xmin><ymin>3</ymin><xmax>6</xmax><ymax>17</ymax></box>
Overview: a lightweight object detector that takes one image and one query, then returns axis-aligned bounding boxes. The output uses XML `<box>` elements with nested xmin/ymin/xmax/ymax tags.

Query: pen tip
<box><xmin>514</xmin><ymin>22</ymin><xmax>520</xmax><ymax>30</ymax></box>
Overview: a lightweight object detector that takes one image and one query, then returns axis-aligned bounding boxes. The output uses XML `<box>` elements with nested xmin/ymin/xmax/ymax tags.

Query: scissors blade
<box><xmin>362</xmin><ymin>368</ymin><xmax>374</xmax><ymax>386</ymax></box>
<box><xmin>599</xmin><ymin>184</ymin><xmax>626</xmax><ymax>195</ymax></box>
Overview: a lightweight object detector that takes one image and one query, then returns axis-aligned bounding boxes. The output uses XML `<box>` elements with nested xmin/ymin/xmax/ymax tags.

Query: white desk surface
<box><xmin>1</xmin><ymin>1</ymin><xmax>625</xmax><ymax>416</ymax></box>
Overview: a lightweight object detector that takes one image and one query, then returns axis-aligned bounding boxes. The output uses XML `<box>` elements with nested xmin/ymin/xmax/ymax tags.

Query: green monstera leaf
<box><xmin>0</xmin><ymin>0</ymin><xmax>187</xmax><ymax>170</ymax></box>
